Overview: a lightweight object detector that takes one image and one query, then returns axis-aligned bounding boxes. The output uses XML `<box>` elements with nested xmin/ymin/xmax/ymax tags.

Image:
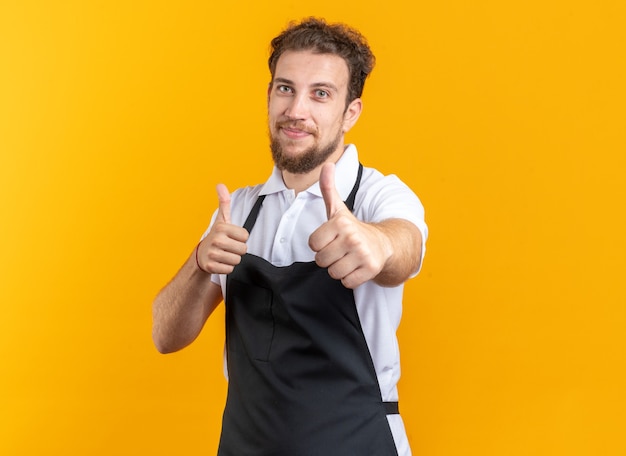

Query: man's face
<box><xmin>268</xmin><ymin>50</ymin><xmax>362</xmax><ymax>174</ymax></box>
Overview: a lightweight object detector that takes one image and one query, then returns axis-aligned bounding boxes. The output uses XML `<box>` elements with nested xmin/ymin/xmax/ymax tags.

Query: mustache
<box><xmin>275</xmin><ymin>120</ymin><xmax>317</xmax><ymax>134</ymax></box>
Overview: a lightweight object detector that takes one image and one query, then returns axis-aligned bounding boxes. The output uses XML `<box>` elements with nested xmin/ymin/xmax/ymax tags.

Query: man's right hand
<box><xmin>196</xmin><ymin>184</ymin><xmax>249</xmax><ymax>275</ymax></box>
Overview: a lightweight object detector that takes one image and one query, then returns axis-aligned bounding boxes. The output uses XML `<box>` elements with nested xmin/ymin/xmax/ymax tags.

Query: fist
<box><xmin>196</xmin><ymin>184</ymin><xmax>249</xmax><ymax>275</ymax></box>
<box><xmin>308</xmin><ymin>163</ymin><xmax>391</xmax><ymax>289</ymax></box>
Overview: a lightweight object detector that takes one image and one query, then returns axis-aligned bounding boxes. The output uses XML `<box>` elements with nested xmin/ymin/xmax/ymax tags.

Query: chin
<box><xmin>275</xmin><ymin>139</ymin><xmax>314</xmax><ymax>155</ymax></box>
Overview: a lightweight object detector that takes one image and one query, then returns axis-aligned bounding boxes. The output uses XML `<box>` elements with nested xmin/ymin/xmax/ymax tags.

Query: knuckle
<box><xmin>341</xmin><ymin>277</ymin><xmax>356</xmax><ymax>289</ymax></box>
<box><xmin>213</xmin><ymin>221</ymin><xmax>228</xmax><ymax>233</ymax></box>
<box><xmin>315</xmin><ymin>252</ymin><xmax>328</xmax><ymax>268</ymax></box>
<box><xmin>344</xmin><ymin>232</ymin><xmax>360</xmax><ymax>248</ymax></box>
<box><xmin>213</xmin><ymin>236</ymin><xmax>231</xmax><ymax>251</ymax></box>
<box><xmin>327</xmin><ymin>265</ymin><xmax>339</xmax><ymax>280</ymax></box>
<box><xmin>335</xmin><ymin>214</ymin><xmax>352</xmax><ymax>230</ymax></box>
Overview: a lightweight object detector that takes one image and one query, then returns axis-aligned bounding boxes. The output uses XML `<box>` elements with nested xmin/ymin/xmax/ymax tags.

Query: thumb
<box><xmin>216</xmin><ymin>183</ymin><xmax>231</xmax><ymax>223</ymax></box>
<box><xmin>319</xmin><ymin>163</ymin><xmax>345</xmax><ymax>219</ymax></box>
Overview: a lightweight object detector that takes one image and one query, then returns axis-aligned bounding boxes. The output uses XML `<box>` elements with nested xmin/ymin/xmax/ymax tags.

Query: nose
<box><xmin>284</xmin><ymin>92</ymin><xmax>308</xmax><ymax>120</ymax></box>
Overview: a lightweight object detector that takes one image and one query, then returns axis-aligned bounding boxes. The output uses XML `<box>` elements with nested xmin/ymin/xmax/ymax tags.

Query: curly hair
<box><xmin>268</xmin><ymin>18</ymin><xmax>376</xmax><ymax>106</ymax></box>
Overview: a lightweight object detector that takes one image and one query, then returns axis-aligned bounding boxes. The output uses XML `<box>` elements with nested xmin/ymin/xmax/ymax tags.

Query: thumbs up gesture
<box><xmin>309</xmin><ymin>163</ymin><xmax>393</xmax><ymax>289</ymax></box>
<box><xmin>196</xmin><ymin>184</ymin><xmax>249</xmax><ymax>275</ymax></box>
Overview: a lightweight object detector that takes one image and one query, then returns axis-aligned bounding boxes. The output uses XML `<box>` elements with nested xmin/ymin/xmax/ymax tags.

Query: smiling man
<box><xmin>269</xmin><ymin>51</ymin><xmax>359</xmax><ymax>184</ymax></box>
<box><xmin>153</xmin><ymin>18</ymin><xmax>428</xmax><ymax>456</ymax></box>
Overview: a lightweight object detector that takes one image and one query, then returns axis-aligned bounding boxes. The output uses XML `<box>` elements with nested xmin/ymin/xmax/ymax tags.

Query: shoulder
<box><xmin>230</xmin><ymin>184</ymin><xmax>264</xmax><ymax>204</ymax></box>
<box><xmin>356</xmin><ymin>165</ymin><xmax>429</xmax><ymax>272</ymax></box>
<box><xmin>228</xmin><ymin>184</ymin><xmax>265</xmax><ymax>225</ymax></box>
<box><xmin>356</xmin><ymin>166</ymin><xmax>425</xmax><ymax>224</ymax></box>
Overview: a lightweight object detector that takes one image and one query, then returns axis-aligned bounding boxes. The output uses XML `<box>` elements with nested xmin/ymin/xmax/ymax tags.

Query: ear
<box><xmin>342</xmin><ymin>98</ymin><xmax>363</xmax><ymax>133</ymax></box>
<box><xmin>267</xmin><ymin>82</ymin><xmax>272</xmax><ymax>106</ymax></box>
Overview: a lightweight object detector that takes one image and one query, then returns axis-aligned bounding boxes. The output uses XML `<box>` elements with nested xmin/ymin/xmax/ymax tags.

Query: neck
<box><xmin>282</xmin><ymin>169</ymin><xmax>321</xmax><ymax>195</ymax></box>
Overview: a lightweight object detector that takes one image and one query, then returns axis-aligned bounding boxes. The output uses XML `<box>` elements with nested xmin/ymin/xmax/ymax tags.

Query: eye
<box><xmin>277</xmin><ymin>85</ymin><xmax>293</xmax><ymax>94</ymax></box>
<box><xmin>315</xmin><ymin>89</ymin><xmax>329</xmax><ymax>98</ymax></box>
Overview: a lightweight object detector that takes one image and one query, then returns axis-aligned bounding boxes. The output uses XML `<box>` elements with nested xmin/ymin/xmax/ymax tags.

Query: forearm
<box><xmin>152</xmin><ymin>250</ymin><xmax>222</xmax><ymax>353</ymax></box>
<box><xmin>372</xmin><ymin>218</ymin><xmax>423</xmax><ymax>287</ymax></box>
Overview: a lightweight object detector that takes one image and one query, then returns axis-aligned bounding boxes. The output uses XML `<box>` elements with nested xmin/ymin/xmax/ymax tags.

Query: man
<box><xmin>153</xmin><ymin>17</ymin><xmax>428</xmax><ymax>456</ymax></box>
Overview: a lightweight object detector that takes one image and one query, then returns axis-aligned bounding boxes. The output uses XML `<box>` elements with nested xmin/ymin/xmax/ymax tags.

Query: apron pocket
<box><xmin>227</xmin><ymin>278</ymin><xmax>275</xmax><ymax>362</ymax></box>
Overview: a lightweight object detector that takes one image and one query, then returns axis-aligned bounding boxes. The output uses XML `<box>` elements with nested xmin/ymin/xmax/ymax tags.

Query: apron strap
<box><xmin>344</xmin><ymin>163</ymin><xmax>363</xmax><ymax>212</ymax></box>
<box><xmin>242</xmin><ymin>194</ymin><xmax>266</xmax><ymax>233</ymax></box>
<box><xmin>383</xmin><ymin>401</ymin><xmax>399</xmax><ymax>415</ymax></box>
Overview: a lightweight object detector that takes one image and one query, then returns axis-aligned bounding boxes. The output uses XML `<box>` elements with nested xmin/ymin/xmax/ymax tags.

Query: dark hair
<box><xmin>268</xmin><ymin>17</ymin><xmax>376</xmax><ymax>105</ymax></box>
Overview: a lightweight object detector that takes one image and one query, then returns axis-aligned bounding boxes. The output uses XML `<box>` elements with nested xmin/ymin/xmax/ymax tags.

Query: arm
<box><xmin>309</xmin><ymin>163</ymin><xmax>423</xmax><ymax>289</ymax></box>
<box><xmin>152</xmin><ymin>253</ymin><xmax>223</xmax><ymax>354</ymax></box>
<box><xmin>359</xmin><ymin>217</ymin><xmax>422</xmax><ymax>287</ymax></box>
<box><xmin>152</xmin><ymin>184</ymin><xmax>248</xmax><ymax>353</ymax></box>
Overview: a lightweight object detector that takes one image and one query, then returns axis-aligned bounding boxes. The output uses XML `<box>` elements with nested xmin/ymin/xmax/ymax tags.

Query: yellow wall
<box><xmin>1</xmin><ymin>1</ymin><xmax>625</xmax><ymax>454</ymax></box>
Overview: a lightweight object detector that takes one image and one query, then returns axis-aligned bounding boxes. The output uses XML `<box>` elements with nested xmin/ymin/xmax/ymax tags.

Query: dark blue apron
<box><xmin>217</xmin><ymin>164</ymin><xmax>399</xmax><ymax>456</ymax></box>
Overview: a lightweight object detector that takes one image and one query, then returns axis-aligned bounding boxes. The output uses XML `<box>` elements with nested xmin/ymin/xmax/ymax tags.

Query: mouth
<box><xmin>277</xmin><ymin>121</ymin><xmax>316</xmax><ymax>139</ymax></box>
<box><xmin>281</xmin><ymin>127</ymin><xmax>311</xmax><ymax>139</ymax></box>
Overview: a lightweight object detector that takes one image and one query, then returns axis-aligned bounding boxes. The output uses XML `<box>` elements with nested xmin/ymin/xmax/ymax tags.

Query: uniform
<box><xmin>206</xmin><ymin>145</ymin><xmax>428</xmax><ymax>455</ymax></box>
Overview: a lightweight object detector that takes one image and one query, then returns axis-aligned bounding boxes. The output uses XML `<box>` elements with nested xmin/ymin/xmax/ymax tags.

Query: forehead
<box><xmin>273</xmin><ymin>50</ymin><xmax>350</xmax><ymax>90</ymax></box>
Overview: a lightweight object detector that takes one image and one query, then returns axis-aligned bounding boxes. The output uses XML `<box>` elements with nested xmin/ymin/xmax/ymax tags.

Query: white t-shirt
<box><xmin>205</xmin><ymin>144</ymin><xmax>427</xmax><ymax>456</ymax></box>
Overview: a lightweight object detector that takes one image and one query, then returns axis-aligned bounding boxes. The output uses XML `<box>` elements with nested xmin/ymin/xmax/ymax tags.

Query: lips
<box><xmin>281</xmin><ymin>127</ymin><xmax>311</xmax><ymax>139</ymax></box>
<box><xmin>277</xmin><ymin>121</ymin><xmax>316</xmax><ymax>138</ymax></box>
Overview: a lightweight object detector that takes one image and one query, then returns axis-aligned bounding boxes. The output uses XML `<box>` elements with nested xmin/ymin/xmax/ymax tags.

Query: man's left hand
<box><xmin>308</xmin><ymin>163</ymin><xmax>393</xmax><ymax>289</ymax></box>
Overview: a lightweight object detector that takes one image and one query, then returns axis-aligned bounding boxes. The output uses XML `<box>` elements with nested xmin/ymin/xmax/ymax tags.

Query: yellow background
<box><xmin>1</xmin><ymin>0</ymin><xmax>625</xmax><ymax>454</ymax></box>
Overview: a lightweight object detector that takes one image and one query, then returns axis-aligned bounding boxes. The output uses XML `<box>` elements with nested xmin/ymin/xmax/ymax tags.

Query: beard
<box><xmin>270</xmin><ymin>122</ymin><xmax>343</xmax><ymax>174</ymax></box>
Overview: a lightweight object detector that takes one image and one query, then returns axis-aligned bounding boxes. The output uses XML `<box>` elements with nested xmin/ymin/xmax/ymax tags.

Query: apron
<box><xmin>217</xmin><ymin>164</ymin><xmax>399</xmax><ymax>456</ymax></box>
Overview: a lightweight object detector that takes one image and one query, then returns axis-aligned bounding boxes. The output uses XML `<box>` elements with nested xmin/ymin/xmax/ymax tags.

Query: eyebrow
<box><xmin>273</xmin><ymin>77</ymin><xmax>339</xmax><ymax>93</ymax></box>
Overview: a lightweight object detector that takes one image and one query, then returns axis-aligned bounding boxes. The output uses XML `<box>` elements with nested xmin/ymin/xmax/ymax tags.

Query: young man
<box><xmin>153</xmin><ymin>18</ymin><xmax>428</xmax><ymax>456</ymax></box>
